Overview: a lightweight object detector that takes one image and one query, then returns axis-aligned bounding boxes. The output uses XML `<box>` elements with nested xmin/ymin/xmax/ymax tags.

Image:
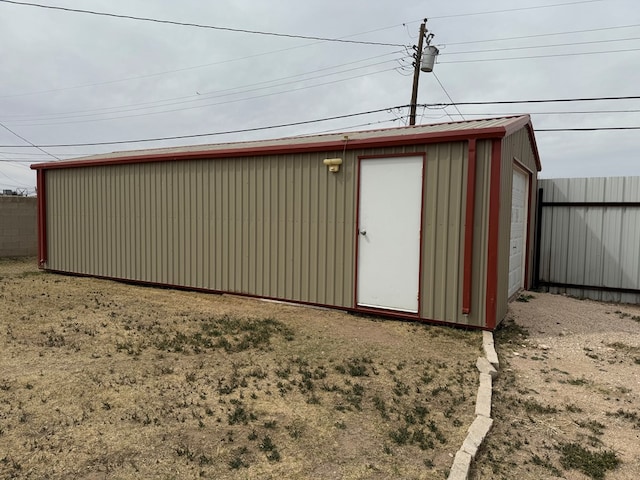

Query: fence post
<box><xmin>533</xmin><ymin>187</ymin><xmax>544</xmax><ymax>289</ymax></box>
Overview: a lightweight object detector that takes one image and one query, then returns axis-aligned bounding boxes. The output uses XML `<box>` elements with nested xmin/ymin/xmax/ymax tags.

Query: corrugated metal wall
<box><xmin>421</xmin><ymin>142</ymin><xmax>464</xmax><ymax>323</ymax></box>
<box><xmin>47</xmin><ymin>153</ymin><xmax>358</xmax><ymax>307</ymax></box>
<box><xmin>496</xmin><ymin>129</ymin><xmax>539</xmax><ymax>322</ymax></box>
<box><xmin>539</xmin><ymin>176</ymin><xmax>640</xmax><ymax>304</ymax></box>
<box><xmin>44</xmin><ymin>139</ymin><xmax>510</xmax><ymax>327</ymax></box>
<box><xmin>469</xmin><ymin>140</ymin><xmax>493</xmax><ymax>326</ymax></box>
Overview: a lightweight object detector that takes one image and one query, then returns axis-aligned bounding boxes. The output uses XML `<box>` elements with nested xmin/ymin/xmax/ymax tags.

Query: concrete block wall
<box><xmin>0</xmin><ymin>196</ymin><xmax>37</xmax><ymax>257</ymax></box>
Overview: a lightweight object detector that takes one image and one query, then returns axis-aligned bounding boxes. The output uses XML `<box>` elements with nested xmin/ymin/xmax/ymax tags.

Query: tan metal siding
<box><xmin>421</xmin><ymin>142</ymin><xmax>465</xmax><ymax>323</ymax></box>
<box><xmin>467</xmin><ymin>140</ymin><xmax>493</xmax><ymax>327</ymax></box>
<box><xmin>496</xmin><ymin>129</ymin><xmax>539</xmax><ymax>323</ymax></box>
<box><xmin>46</xmin><ymin>153</ymin><xmax>359</xmax><ymax>307</ymax></box>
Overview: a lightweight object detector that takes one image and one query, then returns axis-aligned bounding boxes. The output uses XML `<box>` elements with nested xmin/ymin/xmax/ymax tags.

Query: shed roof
<box><xmin>31</xmin><ymin>115</ymin><xmax>541</xmax><ymax>171</ymax></box>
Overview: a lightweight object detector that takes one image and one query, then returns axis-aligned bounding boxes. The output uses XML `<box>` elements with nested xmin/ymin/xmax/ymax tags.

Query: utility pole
<box><xmin>409</xmin><ymin>20</ymin><xmax>427</xmax><ymax>126</ymax></box>
<box><xmin>409</xmin><ymin>19</ymin><xmax>438</xmax><ymax>126</ymax></box>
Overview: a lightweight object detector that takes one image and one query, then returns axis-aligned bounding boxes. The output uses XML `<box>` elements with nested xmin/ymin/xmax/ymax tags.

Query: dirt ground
<box><xmin>473</xmin><ymin>292</ymin><xmax>640</xmax><ymax>480</ymax></box>
<box><xmin>0</xmin><ymin>258</ymin><xmax>481</xmax><ymax>480</ymax></box>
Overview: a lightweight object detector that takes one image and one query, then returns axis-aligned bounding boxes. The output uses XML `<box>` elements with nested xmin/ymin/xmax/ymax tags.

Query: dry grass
<box><xmin>0</xmin><ymin>258</ymin><xmax>481</xmax><ymax>479</ymax></box>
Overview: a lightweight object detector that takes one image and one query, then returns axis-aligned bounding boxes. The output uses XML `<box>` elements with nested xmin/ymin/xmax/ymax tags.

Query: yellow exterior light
<box><xmin>323</xmin><ymin>157</ymin><xmax>342</xmax><ymax>173</ymax></box>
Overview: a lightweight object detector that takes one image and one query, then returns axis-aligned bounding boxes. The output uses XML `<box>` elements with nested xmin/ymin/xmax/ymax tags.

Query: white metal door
<box><xmin>357</xmin><ymin>156</ymin><xmax>423</xmax><ymax>313</ymax></box>
<box><xmin>508</xmin><ymin>167</ymin><xmax>529</xmax><ymax>298</ymax></box>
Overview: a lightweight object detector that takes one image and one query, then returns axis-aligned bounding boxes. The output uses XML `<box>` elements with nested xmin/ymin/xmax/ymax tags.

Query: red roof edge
<box><xmin>30</xmin><ymin>124</ymin><xmax>518</xmax><ymax>170</ymax></box>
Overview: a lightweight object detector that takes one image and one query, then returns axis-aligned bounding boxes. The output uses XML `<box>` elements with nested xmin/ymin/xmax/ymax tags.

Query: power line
<box><xmin>432</xmin><ymin>73</ymin><xmax>465</xmax><ymax>120</ymax></box>
<box><xmin>440</xmin><ymin>36</ymin><xmax>640</xmax><ymax>56</ymax></box>
<box><xmin>0</xmin><ymin>104</ymin><xmax>413</xmax><ymax>148</ymax></box>
<box><xmin>2</xmin><ymin>66</ymin><xmax>397</xmax><ymax>124</ymax></box>
<box><xmin>0</xmin><ymin>43</ymin><xmax>324</xmax><ymax>99</ymax></box>
<box><xmin>441</xmin><ymin>23</ymin><xmax>640</xmax><ymax>46</ymax></box>
<box><xmin>5</xmin><ymin>106</ymin><xmax>640</xmax><ymax>157</ymax></box>
<box><xmin>2</xmin><ymin>95</ymin><xmax>640</xmax><ymax>149</ymax></box>
<box><xmin>432</xmin><ymin>95</ymin><xmax>640</xmax><ymax>106</ymax></box>
<box><xmin>537</xmin><ymin>127</ymin><xmax>640</xmax><ymax>131</ymax></box>
<box><xmin>0</xmin><ymin>156</ymin><xmax>33</xmax><ymax>187</ymax></box>
<box><xmin>3</xmin><ymin>67</ymin><xmax>400</xmax><ymax>127</ymax></box>
<box><xmin>429</xmin><ymin>0</ymin><xmax>603</xmax><ymax>19</ymax></box>
<box><xmin>0</xmin><ymin>122</ymin><xmax>59</xmax><ymax>159</ymax></box>
<box><xmin>0</xmin><ymin>42</ymin><xmax>409</xmax><ymax>101</ymax></box>
<box><xmin>1</xmin><ymin>58</ymin><xmax>404</xmax><ymax>124</ymax></box>
<box><xmin>1</xmin><ymin>51</ymin><xmax>404</xmax><ymax>118</ymax></box>
<box><xmin>10</xmin><ymin>44</ymin><xmax>631</xmax><ymax>127</ymax></box>
<box><xmin>0</xmin><ymin>158</ymin><xmax>80</xmax><ymax>163</ymax></box>
<box><xmin>0</xmin><ymin>116</ymin><xmax>412</xmax><ymax>159</ymax></box>
<box><xmin>450</xmin><ymin>109</ymin><xmax>640</xmax><ymax>115</ymax></box>
<box><xmin>0</xmin><ymin>0</ymin><xmax>404</xmax><ymax>47</ymax></box>
<box><xmin>0</xmin><ymin>151</ymin><xmax>85</xmax><ymax>156</ymax></box>
<box><xmin>439</xmin><ymin>47</ymin><xmax>640</xmax><ymax>63</ymax></box>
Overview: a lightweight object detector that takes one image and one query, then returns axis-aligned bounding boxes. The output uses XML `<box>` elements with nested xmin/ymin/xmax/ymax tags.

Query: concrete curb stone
<box><xmin>474</xmin><ymin>372</ymin><xmax>493</xmax><ymax>418</ymax></box>
<box><xmin>448</xmin><ymin>450</ymin><xmax>472</xmax><ymax>479</ymax></box>
<box><xmin>461</xmin><ymin>415</ymin><xmax>494</xmax><ymax>457</ymax></box>
<box><xmin>476</xmin><ymin>356</ymin><xmax>498</xmax><ymax>379</ymax></box>
<box><xmin>447</xmin><ymin>331</ymin><xmax>498</xmax><ymax>480</ymax></box>
<box><xmin>482</xmin><ymin>331</ymin><xmax>499</xmax><ymax>368</ymax></box>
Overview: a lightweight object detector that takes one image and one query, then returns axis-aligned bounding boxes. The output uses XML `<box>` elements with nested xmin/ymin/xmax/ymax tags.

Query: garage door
<box><xmin>508</xmin><ymin>167</ymin><xmax>529</xmax><ymax>298</ymax></box>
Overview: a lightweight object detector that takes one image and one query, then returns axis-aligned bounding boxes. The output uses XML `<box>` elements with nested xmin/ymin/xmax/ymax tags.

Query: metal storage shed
<box><xmin>31</xmin><ymin>115</ymin><xmax>541</xmax><ymax>330</ymax></box>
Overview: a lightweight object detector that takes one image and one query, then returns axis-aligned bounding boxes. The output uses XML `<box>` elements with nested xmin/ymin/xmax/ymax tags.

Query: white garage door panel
<box><xmin>357</xmin><ymin>156</ymin><xmax>423</xmax><ymax>313</ymax></box>
<box><xmin>508</xmin><ymin>168</ymin><xmax>528</xmax><ymax>298</ymax></box>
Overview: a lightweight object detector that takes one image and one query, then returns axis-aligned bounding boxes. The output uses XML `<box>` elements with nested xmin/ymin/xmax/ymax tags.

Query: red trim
<box><xmin>31</xmin><ymin>127</ymin><xmax>517</xmax><ymax>171</ymax></box>
<box><xmin>36</xmin><ymin>170</ymin><xmax>47</xmax><ymax>268</ymax></box>
<box><xmin>462</xmin><ymin>139</ymin><xmax>477</xmax><ymax>315</ymax></box>
<box><xmin>353</xmin><ymin>157</ymin><xmax>363</xmax><ymax>310</ymax></box>
<box><xmin>485</xmin><ymin>139</ymin><xmax>502</xmax><ymax>329</ymax></box>
<box><xmin>512</xmin><ymin>159</ymin><xmax>535</xmax><ymax>290</ymax></box>
<box><xmin>354</xmin><ymin>153</ymin><xmax>427</xmax><ymax>316</ymax></box>
<box><xmin>417</xmin><ymin>154</ymin><xmax>427</xmax><ymax>317</ymax></box>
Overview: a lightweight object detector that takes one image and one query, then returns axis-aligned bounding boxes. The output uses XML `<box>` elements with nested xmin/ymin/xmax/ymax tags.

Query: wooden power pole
<box><xmin>409</xmin><ymin>19</ymin><xmax>427</xmax><ymax>126</ymax></box>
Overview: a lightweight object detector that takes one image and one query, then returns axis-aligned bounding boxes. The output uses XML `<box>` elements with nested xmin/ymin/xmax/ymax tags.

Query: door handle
<box><xmin>359</xmin><ymin>230</ymin><xmax>367</xmax><ymax>236</ymax></box>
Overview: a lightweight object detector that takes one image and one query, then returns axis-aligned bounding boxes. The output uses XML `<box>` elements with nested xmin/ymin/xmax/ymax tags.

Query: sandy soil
<box><xmin>0</xmin><ymin>258</ymin><xmax>481</xmax><ymax>480</ymax></box>
<box><xmin>473</xmin><ymin>292</ymin><xmax>640</xmax><ymax>480</ymax></box>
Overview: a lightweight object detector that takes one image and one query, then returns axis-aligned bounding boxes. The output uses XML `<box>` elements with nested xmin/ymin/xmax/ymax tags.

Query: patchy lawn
<box><xmin>0</xmin><ymin>258</ymin><xmax>481</xmax><ymax>479</ymax></box>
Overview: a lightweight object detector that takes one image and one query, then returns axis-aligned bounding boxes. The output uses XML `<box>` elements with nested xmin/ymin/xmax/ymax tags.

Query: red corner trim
<box><xmin>485</xmin><ymin>138</ymin><xmax>502</xmax><ymax>329</ymax></box>
<box><xmin>36</xmin><ymin>169</ymin><xmax>47</xmax><ymax>268</ymax></box>
<box><xmin>462</xmin><ymin>139</ymin><xmax>477</xmax><ymax>315</ymax></box>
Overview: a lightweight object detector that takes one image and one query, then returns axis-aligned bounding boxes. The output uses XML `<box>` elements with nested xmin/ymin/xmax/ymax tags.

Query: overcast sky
<box><xmin>1</xmin><ymin>0</ymin><xmax>639</xmax><ymax>194</ymax></box>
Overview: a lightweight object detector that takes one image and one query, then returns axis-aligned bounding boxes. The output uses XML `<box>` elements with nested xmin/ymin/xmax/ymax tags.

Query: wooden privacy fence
<box><xmin>534</xmin><ymin>176</ymin><xmax>640</xmax><ymax>304</ymax></box>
